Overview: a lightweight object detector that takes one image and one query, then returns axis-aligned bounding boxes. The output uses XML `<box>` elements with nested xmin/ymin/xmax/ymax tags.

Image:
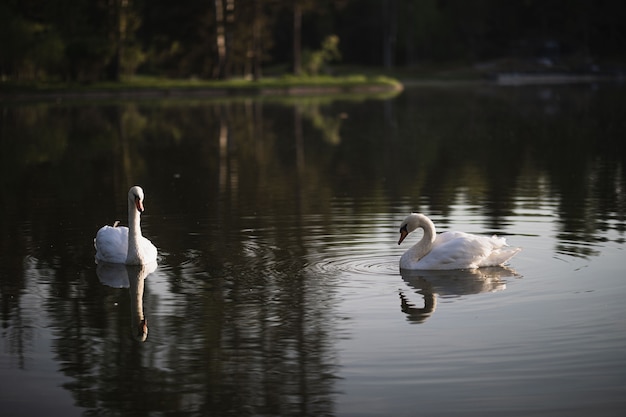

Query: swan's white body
<box><xmin>95</xmin><ymin>186</ymin><xmax>158</xmax><ymax>265</ymax></box>
<box><xmin>398</xmin><ymin>213</ymin><xmax>520</xmax><ymax>270</ymax></box>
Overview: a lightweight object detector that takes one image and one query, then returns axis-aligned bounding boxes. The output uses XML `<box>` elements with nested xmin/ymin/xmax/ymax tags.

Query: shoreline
<box><xmin>2</xmin><ymin>70</ymin><xmax>623</xmax><ymax>103</ymax></box>
<box><xmin>0</xmin><ymin>76</ymin><xmax>404</xmax><ymax>102</ymax></box>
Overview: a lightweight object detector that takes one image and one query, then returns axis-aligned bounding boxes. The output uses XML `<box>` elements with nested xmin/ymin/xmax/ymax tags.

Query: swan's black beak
<box><xmin>398</xmin><ymin>225</ymin><xmax>408</xmax><ymax>245</ymax></box>
<box><xmin>135</xmin><ymin>197</ymin><xmax>144</xmax><ymax>213</ymax></box>
<box><xmin>136</xmin><ymin>318</ymin><xmax>148</xmax><ymax>342</ymax></box>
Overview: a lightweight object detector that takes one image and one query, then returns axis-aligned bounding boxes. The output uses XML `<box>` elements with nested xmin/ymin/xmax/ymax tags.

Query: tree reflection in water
<box><xmin>0</xmin><ymin>84</ymin><xmax>625</xmax><ymax>415</ymax></box>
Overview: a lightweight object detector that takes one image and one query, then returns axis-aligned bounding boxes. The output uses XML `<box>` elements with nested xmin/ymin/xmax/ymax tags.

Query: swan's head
<box><xmin>134</xmin><ymin>318</ymin><xmax>148</xmax><ymax>342</ymax></box>
<box><xmin>398</xmin><ymin>213</ymin><xmax>430</xmax><ymax>245</ymax></box>
<box><xmin>128</xmin><ymin>186</ymin><xmax>145</xmax><ymax>213</ymax></box>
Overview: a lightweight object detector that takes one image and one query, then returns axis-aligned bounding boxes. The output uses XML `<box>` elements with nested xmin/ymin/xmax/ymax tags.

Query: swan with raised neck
<box><xmin>94</xmin><ymin>186</ymin><xmax>158</xmax><ymax>265</ymax></box>
<box><xmin>126</xmin><ymin>186</ymin><xmax>148</xmax><ymax>264</ymax></box>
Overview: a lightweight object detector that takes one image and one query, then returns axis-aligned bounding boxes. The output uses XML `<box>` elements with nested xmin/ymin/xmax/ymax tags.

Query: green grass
<box><xmin>0</xmin><ymin>74</ymin><xmax>403</xmax><ymax>98</ymax></box>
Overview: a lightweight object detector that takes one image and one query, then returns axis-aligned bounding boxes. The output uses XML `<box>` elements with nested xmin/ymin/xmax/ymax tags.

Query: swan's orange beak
<box><xmin>398</xmin><ymin>227</ymin><xmax>408</xmax><ymax>245</ymax></box>
<box><xmin>135</xmin><ymin>197</ymin><xmax>144</xmax><ymax>213</ymax></box>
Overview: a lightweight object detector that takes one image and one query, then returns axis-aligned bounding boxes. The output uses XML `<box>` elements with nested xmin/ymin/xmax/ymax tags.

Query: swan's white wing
<box><xmin>418</xmin><ymin>232</ymin><xmax>496</xmax><ymax>270</ymax></box>
<box><xmin>95</xmin><ymin>225</ymin><xmax>129</xmax><ymax>264</ymax></box>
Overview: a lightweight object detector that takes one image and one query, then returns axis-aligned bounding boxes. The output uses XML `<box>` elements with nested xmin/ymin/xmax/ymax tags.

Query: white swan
<box><xmin>398</xmin><ymin>213</ymin><xmax>520</xmax><ymax>270</ymax></box>
<box><xmin>94</xmin><ymin>186</ymin><xmax>158</xmax><ymax>265</ymax></box>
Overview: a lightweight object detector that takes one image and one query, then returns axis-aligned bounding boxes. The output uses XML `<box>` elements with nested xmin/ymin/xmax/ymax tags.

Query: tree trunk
<box><xmin>214</xmin><ymin>0</ymin><xmax>227</xmax><ymax>78</ymax></box>
<box><xmin>108</xmin><ymin>0</ymin><xmax>127</xmax><ymax>81</ymax></box>
<box><xmin>224</xmin><ymin>0</ymin><xmax>235</xmax><ymax>78</ymax></box>
<box><xmin>382</xmin><ymin>0</ymin><xmax>397</xmax><ymax>68</ymax></box>
<box><xmin>251</xmin><ymin>0</ymin><xmax>262</xmax><ymax>81</ymax></box>
<box><xmin>293</xmin><ymin>1</ymin><xmax>302</xmax><ymax>76</ymax></box>
<box><xmin>405</xmin><ymin>0</ymin><xmax>416</xmax><ymax>66</ymax></box>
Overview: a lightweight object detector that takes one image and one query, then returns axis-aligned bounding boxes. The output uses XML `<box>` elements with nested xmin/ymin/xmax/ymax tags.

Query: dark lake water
<box><xmin>1</xmin><ymin>83</ymin><xmax>625</xmax><ymax>417</ymax></box>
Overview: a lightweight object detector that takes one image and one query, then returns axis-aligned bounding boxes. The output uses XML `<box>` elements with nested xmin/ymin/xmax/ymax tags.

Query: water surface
<box><xmin>1</xmin><ymin>84</ymin><xmax>625</xmax><ymax>416</ymax></box>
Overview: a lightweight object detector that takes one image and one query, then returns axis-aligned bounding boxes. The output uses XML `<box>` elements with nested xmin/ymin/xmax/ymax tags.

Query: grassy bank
<box><xmin>0</xmin><ymin>74</ymin><xmax>403</xmax><ymax>101</ymax></box>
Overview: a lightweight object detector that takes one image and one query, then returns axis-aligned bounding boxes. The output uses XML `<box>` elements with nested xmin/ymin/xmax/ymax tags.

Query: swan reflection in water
<box><xmin>399</xmin><ymin>267</ymin><xmax>518</xmax><ymax>324</ymax></box>
<box><xmin>96</xmin><ymin>261</ymin><xmax>156</xmax><ymax>341</ymax></box>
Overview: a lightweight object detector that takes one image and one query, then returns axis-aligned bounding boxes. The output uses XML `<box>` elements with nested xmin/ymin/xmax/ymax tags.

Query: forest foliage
<box><xmin>1</xmin><ymin>0</ymin><xmax>625</xmax><ymax>82</ymax></box>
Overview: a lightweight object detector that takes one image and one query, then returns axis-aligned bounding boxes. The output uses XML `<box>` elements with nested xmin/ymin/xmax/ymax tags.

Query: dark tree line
<box><xmin>1</xmin><ymin>0</ymin><xmax>625</xmax><ymax>82</ymax></box>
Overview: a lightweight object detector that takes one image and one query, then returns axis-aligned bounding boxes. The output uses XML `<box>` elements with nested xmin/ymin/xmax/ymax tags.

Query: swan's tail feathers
<box><xmin>485</xmin><ymin>235</ymin><xmax>522</xmax><ymax>266</ymax></box>
<box><xmin>488</xmin><ymin>247</ymin><xmax>522</xmax><ymax>267</ymax></box>
<box><xmin>490</xmin><ymin>234</ymin><xmax>508</xmax><ymax>244</ymax></box>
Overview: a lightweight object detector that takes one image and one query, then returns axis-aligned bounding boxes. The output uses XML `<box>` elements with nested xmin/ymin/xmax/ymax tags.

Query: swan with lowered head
<box><xmin>398</xmin><ymin>213</ymin><xmax>520</xmax><ymax>270</ymax></box>
<box><xmin>95</xmin><ymin>186</ymin><xmax>158</xmax><ymax>265</ymax></box>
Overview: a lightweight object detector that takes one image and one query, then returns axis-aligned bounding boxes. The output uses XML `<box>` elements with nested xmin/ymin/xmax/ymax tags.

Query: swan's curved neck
<box><xmin>406</xmin><ymin>218</ymin><xmax>437</xmax><ymax>263</ymax></box>
<box><xmin>419</xmin><ymin>216</ymin><xmax>437</xmax><ymax>246</ymax></box>
<box><xmin>126</xmin><ymin>200</ymin><xmax>143</xmax><ymax>264</ymax></box>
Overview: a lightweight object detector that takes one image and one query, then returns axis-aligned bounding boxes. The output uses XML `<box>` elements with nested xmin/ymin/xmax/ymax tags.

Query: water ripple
<box><xmin>306</xmin><ymin>252</ymin><xmax>398</xmax><ymax>276</ymax></box>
